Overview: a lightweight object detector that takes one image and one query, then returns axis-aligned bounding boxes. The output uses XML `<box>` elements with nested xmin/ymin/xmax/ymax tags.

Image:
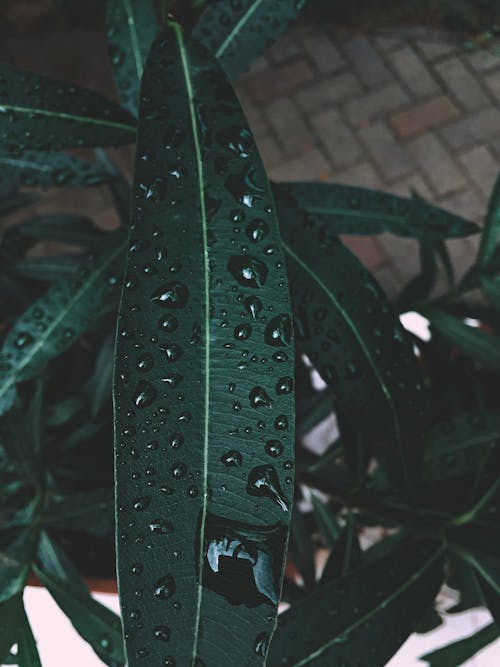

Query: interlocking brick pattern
<box><xmin>236</xmin><ymin>24</ymin><xmax>500</xmax><ymax>300</ymax></box>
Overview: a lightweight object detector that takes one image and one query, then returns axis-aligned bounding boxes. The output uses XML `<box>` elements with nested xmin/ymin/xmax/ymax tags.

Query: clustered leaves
<box><xmin>0</xmin><ymin>1</ymin><xmax>499</xmax><ymax>666</ymax></box>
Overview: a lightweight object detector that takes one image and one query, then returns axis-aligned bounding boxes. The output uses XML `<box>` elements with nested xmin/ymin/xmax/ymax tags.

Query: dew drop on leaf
<box><xmin>249</xmin><ymin>386</ymin><xmax>273</xmax><ymax>409</ymax></box>
<box><xmin>133</xmin><ymin>496</ymin><xmax>151</xmax><ymax>511</ymax></box>
<box><xmin>149</xmin><ymin>519</ymin><xmax>174</xmax><ymax>535</ymax></box>
<box><xmin>151</xmin><ymin>282</ymin><xmax>189</xmax><ymax>308</ymax></box>
<box><xmin>154</xmin><ymin>575</ymin><xmax>176</xmax><ymax>599</ymax></box>
<box><xmin>220</xmin><ymin>450</ymin><xmax>243</xmax><ymax>467</ymax></box>
<box><xmin>265</xmin><ymin>440</ymin><xmax>283</xmax><ymax>458</ymax></box>
<box><xmin>227</xmin><ymin>255</ymin><xmax>268</xmax><ymax>288</ymax></box>
<box><xmin>265</xmin><ymin>314</ymin><xmax>292</xmax><ymax>347</ymax></box>
<box><xmin>247</xmin><ymin>465</ymin><xmax>289</xmax><ymax>511</ymax></box>
<box><xmin>133</xmin><ymin>380</ymin><xmax>157</xmax><ymax>408</ymax></box>
<box><xmin>154</xmin><ymin>626</ymin><xmax>171</xmax><ymax>642</ymax></box>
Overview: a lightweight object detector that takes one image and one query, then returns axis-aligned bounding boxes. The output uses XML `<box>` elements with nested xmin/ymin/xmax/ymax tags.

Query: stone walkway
<box><xmin>235</xmin><ymin>22</ymin><xmax>500</xmax><ymax>300</ymax></box>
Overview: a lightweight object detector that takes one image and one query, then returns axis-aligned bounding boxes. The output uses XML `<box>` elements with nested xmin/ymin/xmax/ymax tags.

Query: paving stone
<box><xmin>301</xmin><ymin>32</ymin><xmax>345</xmax><ymax>74</ymax></box>
<box><xmin>408</xmin><ymin>134</ymin><xmax>467</xmax><ymax>196</ymax></box>
<box><xmin>386</xmin><ymin>46</ymin><xmax>439</xmax><ymax>99</ymax></box>
<box><xmin>257</xmin><ymin>135</ymin><xmax>285</xmax><ymax>170</ymax></box>
<box><xmin>492</xmin><ymin>137</ymin><xmax>500</xmax><ymax>160</ymax></box>
<box><xmin>374</xmin><ymin>35</ymin><xmax>403</xmax><ymax>52</ymax></box>
<box><xmin>341</xmin><ymin>35</ymin><xmax>392</xmax><ymax>87</ymax></box>
<box><xmin>269</xmin><ymin>149</ymin><xmax>330</xmax><ymax>182</ymax></box>
<box><xmin>438</xmin><ymin>188</ymin><xmax>485</xmax><ymax>223</ymax></box>
<box><xmin>267</xmin><ymin>33</ymin><xmax>302</xmax><ymax>63</ymax></box>
<box><xmin>265</xmin><ymin>98</ymin><xmax>314</xmax><ymax>157</ymax></box>
<box><xmin>485</xmin><ymin>72</ymin><xmax>500</xmax><ymax>103</ymax></box>
<box><xmin>416</xmin><ymin>39</ymin><xmax>458</xmax><ymax>61</ymax></box>
<box><xmin>311</xmin><ymin>109</ymin><xmax>362</xmax><ymax>167</ymax></box>
<box><xmin>435</xmin><ymin>56</ymin><xmax>490</xmax><ymax>111</ymax></box>
<box><xmin>390</xmin><ymin>95</ymin><xmax>461</xmax><ymax>139</ymax></box>
<box><xmin>329</xmin><ymin>161</ymin><xmax>381</xmax><ymax>189</ymax></box>
<box><xmin>459</xmin><ymin>146</ymin><xmax>499</xmax><ymax>198</ymax></box>
<box><xmin>294</xmin><ymin>72</ymin><xmax>362</xmax><ymax>113</ymax></box>
<box><xmin>247</xmin><ymin>56</ymin><xmax>269</xmax><ymax>74</ymax></box>
<box><xmin>359</xmin><ymin>122</ymin><xmax>415</xmax><ymax>181</ymax></box>
<box><xmin>439</xmin><ymin>107</ymin><xmax>500</xmax><ymax>150</ymax></box>
<box><xmin>344</xmin><ymin>83</ymin><xmax>409</xmax><ymax>127</ymax></box>
<box><xmin>245</xmin><ymin>60</ymin><xmax>315</xmax><ymax>103</ymax></box>
<box><xmin>376</xmin><ymin>234</ymin><xmax>420</xmax><ymax>284</ymax></box>
<box><xmin>340</xmin><ymin>236</ymin><xmax>388</xmax><ymax>270</ymax></box>
<box><xmin>384</xmin><ymin>173</ymin><xmax>433</xmax><ymax>200</ymax></box>
<box><xmin>466</xmin><ymin>45</ymin><xmax>500</xmax><ymax>72</ymax></box>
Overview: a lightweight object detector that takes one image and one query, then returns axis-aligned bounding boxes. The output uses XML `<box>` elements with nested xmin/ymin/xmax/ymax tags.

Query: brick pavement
<box><xmin>236</xmin><ymin>23</ymin><xmax>500</xmax><ymax>300</ymax></box>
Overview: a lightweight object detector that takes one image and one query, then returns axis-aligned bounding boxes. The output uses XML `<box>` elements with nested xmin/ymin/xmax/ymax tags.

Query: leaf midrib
<box><xmin>0</xmin><ymin>240</ymin><xmax>126</xmax><ymax>405</ymax></box>
<box><xmin>283</xmin><ymin>241</ymin><xmax>405</xmax><ymax>474</ymax></box>
<box><xmin>0</xmin><ymin>105</ymin><xmax>135</xmax><ymax>134</ymax></box>
<box><xmin>215</xmin><ymin>0</ymin><xmax>266</xmax><ymax>59</ymax></box>
<box><xmin>290</xmin><ymin>545</ymin><xmax>443</xmax><ymax>666</ymax></box>
<box><xmin>173</xmin><ymin>24</ymin><xmax>210</xmax><ymax>665</ymax></box>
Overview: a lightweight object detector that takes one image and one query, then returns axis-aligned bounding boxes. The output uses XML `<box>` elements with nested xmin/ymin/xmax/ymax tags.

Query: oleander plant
<box><xmin>1</xmin><ymin>1</ymin><xmax>500</xmax><ymax>666</ymax></box>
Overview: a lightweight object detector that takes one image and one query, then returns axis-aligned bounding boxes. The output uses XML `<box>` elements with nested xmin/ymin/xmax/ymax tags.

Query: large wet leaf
<box><xmin>274</xmin><ymin>182</ymin><xmax>479</xmax><ymax>239</ymax></box>
<box><xmin>267</xmin><ymin>539</ymin><xmax>444</xmax><ymax>666</ymax></box>
<box><xmin>0</xmin><ymin>230</ymin><xmax>126</xmax><ymax>416</ymax></box>
<box><xmin>0</xmin><ymin>63</ymin><xmax>136</xmax><ymax>151</ymax></box>
<box><xmin>193</xmin><ymin>0</ymin><xmax>308</xmax><ymax>79</ymax></box>
<box><xmin>275</xmin><ymin>191</ymin><xmax>427</xmax><ymax>487</ymax></box>
<box><xmin>420</xmin><ymin>622</ymin><xmax>500</xmax><ymax>667</ymax></box>
<box><xmin>114</xmin><ymin>26</ymin><xmax>295</xmax><ymax>666</ymax></box>
<box><xmin>0</xmin><ymin>149</ymin><xmax>110</xmax><ymax>188</ymax></box>
<box><xmin>106</xmin><ymin>0</ymin><xmax>160</xmax><ymax>114</ymax></box>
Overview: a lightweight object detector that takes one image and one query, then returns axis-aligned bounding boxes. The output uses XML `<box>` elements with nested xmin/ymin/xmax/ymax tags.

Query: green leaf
<box><xmin>481</xmin><ymin>275</ymin><xmax>500</xmax><ymax>311</ymax></box>
<box><xmin>7</xmin><ymin>256</ymin><xmax>82</xmax><ymax>281</ymax></box>
<box><xmin>83</xmin><ymin>331</ymin><xmax>115</xmax><ymax>418</ymax></box>
<box><xmin>0</xmin><ymin>63</ymin><xmax>136</xmax><ymax>151</ymax></box>
<box><xmin>0</xmin><ymin>596</ymin><xmax>21</xmax><ymax>663</ymax></box>
<box><xmin>106</xmin><ymin>0</ymin><xmax>160</xmax><ymax>114</ymax></box>
<box><xmin>289</xmin><ymin>509</ymin><xmax>316</xmax><ymax>589</ymax></box>
<box><xmin>477</xmin><ymin>173</ymin><xmax>500</xmax><ymax>271</ymax></box>
<box><xmin>276</xmin><ymin>191</ymin><xmax>427</xmax><ymax>489</ymax></box>
<box><xmin>193</xmin><ymin>0</ymin><xmax>308</xmax><ymax>79</ymax></box>
<box><xmin>310</xmin><ymin>492</ymin><xmax>341</xmax><ymax>549</ymax></box>
<box><xmin>446</xmin><ymin>553</ymin><xmax>484</xmax><ymax>614</ymax></box>
<box><xmin>425</xmin><ymin>308</ymin><xmax>500</xmax><ymax>372</ymax></box>
<box><xmin>267</xmin><ymin>539</ymin><xmax>444</xmax><ymax>666</ymax></box>
<box><xmin>0</xmin><ymin>149</ymin><xmax>110</xmax><ymax>188</ymax></box>
<box><xmin>114</xmin><ymin>26</ymin><xmax>295</xmax><ymax>665</ymax></box>
<box><xmin>274</xmin><ymin>182</ymin><xmax>479</xmax><ymax>239</ymax></box>
<box><xmin>16</xmin><ymin>599</ymin><xmax>42</xmax><ymax>667</ymax></box>
<box><xmin>464</xmin><ymin>552</ymin><xmax>500</xmax><ymax>625</ymax></box>
<box><xmin>0</xmin><ymin>230</ymin><xmax>126</xmax><ymax>417</ymax></box>
<box><xmin>0</xmin><ymin>529</ymin><xmax>39</xmax><ymax>604</ymax></box>
<box><xmin>397</xmin><ymin>240</ymin><xmax>439</xmax><ymax>311</ymax></box>
<box><xmin>320</xmin><ymin>514</ymin><xmax>362</xmax><ymax>583</ymax></box>
<box><xmin>420</xmin><ymin>622</ymin><xmax>500</xmax><ymax>667</ymax></box>
<box><xmin>423</xmin><ymin>411</ymin><xmax>500</xmax><ymax>483</ymax></box>
<box><xmin>34</xmin><ymin>560</ymin><xmax>125</xmax><ymax>666</ymax></box>
<box><xmin>42</xmin><ymin>489</ymin><xmax>114</xmax><ymax>529</ymax></box>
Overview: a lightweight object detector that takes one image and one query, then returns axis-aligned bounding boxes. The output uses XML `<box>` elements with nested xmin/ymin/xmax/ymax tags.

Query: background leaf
<box><xmin>476</xmin><ymin>173</ymin><xmax>500</xmax><ymax>271</ymax></box>
<box><xmin>114</xmin><ymin>25</ymin><xmax>295</xmax><ymax>666</ymax></box>
<box><xmin>420</xmin><ymin>622</ymin><xmax>500</xmax><ymax>667</ymax></box>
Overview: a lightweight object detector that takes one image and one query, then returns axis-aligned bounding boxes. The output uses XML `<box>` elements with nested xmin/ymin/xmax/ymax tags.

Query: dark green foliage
<box><xmin>0</xmin><ymin>2</ymin><xmax>500</xmax><ymax>666</ymax></box>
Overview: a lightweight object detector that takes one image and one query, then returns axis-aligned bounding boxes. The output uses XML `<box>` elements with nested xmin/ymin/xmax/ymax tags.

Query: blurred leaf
<box><xmin>275</xmin><ymin>182</ymin><xmax>479</xmax><ymax>239</ymax></box>
<box><xmin>290</xmin><ymin>509</ymin><xmax>316</xmax><ymax>589</ymax></box>
<box><xmin>46</xmin><ymin>396</ymin><xmax>85</xmax><ymax>426</ymax></box>
<box><xmin>276</xmin><ymin>190</ymin><xmax>427</xmax><ymax>489</ymax></box>
<box><xmin>193</xmin><ymin>0</ymin><xmax>308</xmax><ymax>78</ymax></box>
<box><xmin>42</xmin><ymin>489</ymin><xmax>114</xmax><ymax>529</ymax></box>
<box><xmin>481</xmin><ymin>275</ymin><xmax>500</xmax><ymax>311</ymax></box>
<box><xmin>0</xmin><ymin>529</ymin><xmax>39</xmax><ymax>604</ymax></box>
<box><xmin>425</xmin><ymin>309</ymin><xmax>500</xmax><ymax>372</ymax></box>
<box><xmin>464</xmin><ymin>552</ymin><xmax>500</xmax><ymax>625</ymax></box>
<box><xmin>7</xmin><ymin>256</ymin><xmax>82</xmax><ymax>281</ymax></box>
<box><xmin>0</xmin><ymin>192</ymin><xmax>39</xmax><ymax>217</ymax></box>
<box><xmin>16</xmin><ymin>598</ymin><xmax>42</xmax><ymax>667</ymax></box>
<box><xmin>420</xmin><ymin>622</ymin><xmax>500</xmax><ymax>667</ymax></box>
<box><xmin>0</xmin><ymin>63</ymin><xmax>136</xmax><ymax>151</ymax></box>
<box><xmin>0</xmin><ymin>230</ymin><xmax>126</xmax><ymax>417</ymax></box>
<box><xmin>106</xmin><ymin>0</ymin><xmax>160</xmax><ymax>114</ymax></box>
<box><xmin>477</xmin><ymin>173</ymin><xmax>500</xmax><ymax>271</ymax></box>
<box><xmin>83</xmin><ymin>331</ymin><xmax>114</xmax><ymax>418</ymax></box>
<box><xmin>95</xmin><ymin>150</ymin><xmax>131</xmax><ymax>225</ymax></box>
<box><xmin>311</xmin><ymin>491</ymin><xmax>341</xmax><ymax>549</ymax></box>
<box><xmin>415</xmin><ymin>606</ymin><xmax>443</xmax><ymax>634</ymax></box>
<box><xmin>0</xmin><ymin>150</ymin><xmax>110</xmax><ymax>189</ymax></box>
<box><xmin>267</xmin><ymin>539</ymin><xmax>445</xmax><ymax>666</ymax></box>
<box><xmin>398</xmin><ymin>240</ymin><xmax>438</xmax><ymax>311</ymax></box>
<box><xmin>320</xmin><ymin>514</ymin><xmax>362</xmax><ymax>583</ymax></box>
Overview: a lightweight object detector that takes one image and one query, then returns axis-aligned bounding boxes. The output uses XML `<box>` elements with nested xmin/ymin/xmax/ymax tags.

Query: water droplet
<box><xmin>149</xmin><ymin>519</ymin><xmax>174</xmax><ymax>535</ymax></box>
<box><xmin>15</xmin><ymin>332</ymin><xmax>33</xmax><ymax>348</ymax></box>
<box><xmin>244</xmin><ymin>296</ymin><xmax>263</xmax><ymax>320</ymax></box>
<box><xmin>246</xmin><ymin>219</ymin><xmax>269</xmax><ymax>242</ymax></box>
<box><xmin>265</xmin><ymin>314</ymin><xmax>292</xmax><ymax>347</ymax></box>
<box><xmin>220</xmin><ymin>450</ymin><xmax>243</xmax><ymax>467</ymax></box>
<box><xmin>160</xmin><ymin>343</ymin><xmax>182</xmax><ymax>361</ymax></box>
<box><xmin>249</xmin><ymin>386</ymin><xmax>273</xmax><ymax>409</ymax></box>
<box><xmin>162</xmin><ymin>373</ymin><xmax>183</xmax><ymax>387</ymax></box>
<box><xmin>154</xmin><ymin>626</ymin><xmax>171</xmax><ymax>642</ymax></box>
<box><xmin>131</xmin><ymin>563</ymin><xmax>143</xmax><ymax>575</ymax></box>
<box><xmin>228</xmin><ymin>255</ymin><xmax>268</xmax><ymax>288</ymax></box>
<box><xmin>254</xmin><ymin>632</ymin><xmax>269</xmax><ymax>656</ymax></box>
<box><xmin>169</xmin><ymin>432</ymin><xmax>184</xmax><ymax>449</ymax></box>
<box><xmin>151</xmin><ymin>282</ymin><xmax>188</xmax><ymax>308</ymax></box>
<box><xmin>247</xmin><ymin>465</ymin><xmax>289</xmax><ymax>511</ymax></box>
<box><xmin>154</xmin><ymin>575</ymin><xmax>176</xmax><ymax>599</ymax></box>
<box><xmin>276</xmin><ymin>376</ymin><xmax>294</xmax><ymax>395</ymax></box>
<box><xmin>265</xmin><ymin>440</ymin><xmax>283</xmax><ymax>458</ymax></box>
<box><xmin>136</xmin><ymin>354</ymin><xmax>154</xmax><ymax>372</ymax></box>
<box><xmin>274</xmin><ymin>415</ymin><xmax>288</xmax><ymax>430</ymax></box>
<box><xmin>164</xmin><ymin>656</ymin><xmax>176</xmax><ymax>666</ymax></box>
<box><xmin>171</xmin><ymin>462</ymin><xmax>187</xmax><ymax>479</ymax></box>
<box><xmin>133</xmin><ymin>496</ymin><xmax>151</xmax><ymax>511</ymax></box>
<box><xmin>234</xmin><ymin>323</ymin><xmax>252</xmax><ymax>340</ymax></box>
<box><xmin>99</xmin><ymin>636</ymin><xmax>112</xmax><ymax>651</ymax></box>
<box><xmin>159</xmin><ymin>314</ymin><xmax>178</xmax><ymax>331</ymax></box>
<box><xmin>134</xmin><ymin>380</ymin><xmax>157</xmax><ymax>409</ymax></box>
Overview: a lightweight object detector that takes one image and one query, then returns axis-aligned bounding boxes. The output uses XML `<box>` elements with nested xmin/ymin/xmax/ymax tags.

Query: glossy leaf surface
<box><xmin>0</xmin><ymin>231</ymin><xmax>126</xmax><ymax>416</ymax></box>
<box><xmin>274</xmin><ymin>182</ymin><xmax>479</xmax><ymax>239</ymax></box>
<box><xmin>114</xmin><ymin>26</ymin><xmax>294</xmax><ymax>666</ymax></box>
<box><xmin>276</xmin><ymin>191</ymin><xmax>426</xmax><ymax>487</ymax></box>
<box><xmin>0</xmin><ymin>63</ymin><xmax>136</xmax><ymax>151</ymax></box>
<box><xmin>267</xmin><ymin>539</ymin><xmax>444</xmax><ymax>666</ymax></box>
<box><xmin>106</xmin><ymin>0</ymin><xmax>160</xmax><ymax>114</ymax></box>
<box><xmin>193</xmin><ymin>0</ymin><xmax>308</xmax><ymax>79</ymax></box>
<box><xmin>0</xmin><ymin>149</ymin><xmax>109</xmax><ymax>188</ymax></box>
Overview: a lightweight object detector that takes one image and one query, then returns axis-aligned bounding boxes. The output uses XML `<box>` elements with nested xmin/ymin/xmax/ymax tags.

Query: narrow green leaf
<box><xmin>477</xmin><ymin>173</ymin><xmax>500</xmax><ymax>270</ymax></box>
<box><xmin>310</xmin><ymin>492</ymin><xmax>341</xmax><ymax>549</ymax></box>
<box><xmin>276</xmin><ymin>191</ymin><xmax>426</xmax><ymax>488</ymax></box>
<box><xmin>193</xmin><ymin>0</ymin><xmax>308</xmax><ymax>79</ymax></box>
<box><xmin>481</xmin><ymin>275</ymin><xmax>500</xmax><ymax>311</ymax></box>
<box><xmin>425</xmin><ymin>308</ymin><xmax>500</xmax><ymax>372</ymax></box>
<box><xmin>84</xmin><ymin>331</ymin><xmax>115</xmax><ymax>418</ymax></box>
<box><xmin>95</xmin><ymin>150</ymin><xmax>132</xmax><ymax>225</ymax></box>
<box><xmin>267</xmin><ymin>539</ymin><xmax>444</xmax><ymax>666</ymax></box>
<box><xmin>0</xmin><ymin>63</ymin><xmax>136</xmax><ymax>151</ymax></box>
<box><xmin>0</xmin><ymin>230</ymin><xmax>126</xmax><ymax>417</ymax></box>
<box><xmin>0</xmin><ymin>596</ymin><xmax>20</xmax><ymax>663</ymax></box>
<box><xmin>320</xmin><ymin>515</ymin><xmax>362</xmax><ymax>583</ymax></box>
<box><xmin>290</xmin><ymin>509</ymin><xmax>316</xmax><ymax>589</ymax></box>
<box><xmin>114</xmin><ymin>26</ymin><xmax>295</xmax><ymax>666</ymax></box>
<box><xmin>106</xmin><ymin>0</ymin><xmax>160</xmax><ymax>114</ymax></box>
<box><xmin>464</xmin><ymin>552</ymin><xmax>500</xmax><ymax>625</ymax></box>
<box><xmin>37</xmin><ymin>532</ymin><xmax>92</xmax><ymax>599</ymax></box>
<box><xmin>34</xmin><ymin>564</ymin><xmax>125</xmax><ymax>665</ymax></box>
<box><xmin>42</xmin><ymin>489</ymin><xmax>114</xmax><ymax>529</ymax></box>
<box><xmin>8</xmin><ymin>256</ymin><xmax>82</xmax><ymax>281</ymax></box>
<box><xmin>420</xmin><ymin>622</ymin><xmax>500</xmax><ymax>667</ymax></box>
<box><xmin>274</xmin><ymin>182</ymin><xmax>479</xmax><ymax>239</ymax></box>
<box><xmin>0</xmin><ymin>530</ymin><xmax>39</xmax><ymax>604</ymax></box>
<box><xmin>16</xmin><ymin>599</ymin><xmax>42</xmax><ymax>667</ymax></box>
<box><xmin>397</xmin><ymin>240</ymin><xmax>438</xmax><ymax>311</ymax></box>
<box><xmin>0</xmin><ymin>149</ymin><xmax>110</xmax><ymax>188</ymax></box>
